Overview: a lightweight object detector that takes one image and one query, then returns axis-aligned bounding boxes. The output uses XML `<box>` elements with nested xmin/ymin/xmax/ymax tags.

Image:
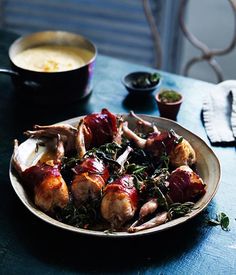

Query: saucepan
<box><xmin>0</xmin><ymin>31</ymin><xmax>97</xmax><ymax>105</ymax></box>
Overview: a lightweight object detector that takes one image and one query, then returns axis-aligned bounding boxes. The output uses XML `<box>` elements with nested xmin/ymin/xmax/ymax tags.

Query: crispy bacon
<box><xmin>168</xmin><ymin>165</ymin><xmax>206</xmax><ymax>203</ymax></box>
<box><xmin>83</xmin><ymin>108</ymin><xmax>118</xmax><ymax>148</ymax></box>
<box><xmin>24</xmin><ymin>109</ymin><xmax>119</xmax><ymax>158</ymax></box>
<box><xmin>72</xmin><ymin>157</ymin><xmax>109</xmax><ymax>181</ymax></box>
<box><xmin>22</xmin><ymin>163</ymin><xmax>69</xmax><ymax>212</ymax></box>
<box><xmin>145</xmin><ymin>131</ymin><xmax>178</xmax><ymax>158</ymax></box>
<box><xmin>71</xmin><ymin>157</ymin><xmax>109</xmax><ymax>205</ymax></box>
<box><xmin>22</xmin><ymin>164</ymin><xmax>61</xmax><ymax>187</ymax></box>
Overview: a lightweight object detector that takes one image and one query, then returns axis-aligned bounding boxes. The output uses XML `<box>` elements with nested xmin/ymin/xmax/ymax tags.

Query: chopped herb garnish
<box><xmin>158</xmin><ymin>89</ymin><xmax>182</xmax><ymax>103</ymax></box>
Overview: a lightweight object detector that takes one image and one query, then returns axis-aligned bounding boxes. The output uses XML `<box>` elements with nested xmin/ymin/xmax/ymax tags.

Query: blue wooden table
<box><xmin>0</xmin><ymin>30</ymin><xmax>236</xmax><ymax>274</ymax></box>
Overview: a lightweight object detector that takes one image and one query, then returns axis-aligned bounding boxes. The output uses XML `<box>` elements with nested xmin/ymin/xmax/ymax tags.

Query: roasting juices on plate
<box><xmin>12</xmin><ymin>109</ymin><xmax>206</xmax><ymax>233</ymax></box>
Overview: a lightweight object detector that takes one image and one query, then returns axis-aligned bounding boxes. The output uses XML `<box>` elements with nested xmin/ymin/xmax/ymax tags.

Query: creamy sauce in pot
<box><xmin>12</xmin><ymin>45</ymin><xmax>94</xmax><ymax>72</ymax></box>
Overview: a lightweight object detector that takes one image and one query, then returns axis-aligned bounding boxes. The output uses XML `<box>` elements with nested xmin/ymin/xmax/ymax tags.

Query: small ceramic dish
<box><xmin>155</xmin><ymin>89</ymin><xmax>183</xmax><ymax>120</ymax></box>
<box><xmin>122</xmin><ymin>71</ymin><xmax>161</xmax><ymax>95</ymax></box>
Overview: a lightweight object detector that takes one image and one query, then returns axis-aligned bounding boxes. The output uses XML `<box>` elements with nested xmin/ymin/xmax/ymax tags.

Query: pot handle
<box><xmin>0</xmin><ymin>68</ymin><xmax>20</xmax><ymax>77</ymax></box>
<box><xmin>0</xmin><ymin>68</ymin><xmax>41</xmax><ymax>90</ymax></box>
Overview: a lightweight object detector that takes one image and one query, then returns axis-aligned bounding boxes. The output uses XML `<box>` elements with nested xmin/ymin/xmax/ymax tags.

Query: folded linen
<box><xmin>202</xmin><ymin>80</ymin><xmax>236</xmax><ymax>145</ymax></box>
<box><xmin>231</xmin><ymin>88</ymin><xmax>236</xmax><ymax>139</ymax></box>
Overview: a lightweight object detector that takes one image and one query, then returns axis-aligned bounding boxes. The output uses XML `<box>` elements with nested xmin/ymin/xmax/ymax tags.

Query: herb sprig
<box><xmin>167</xmin><ymin>202</ymin><xmax>195</xmax><ymax>220</ymax></box>
<box><xmin>55</xmin><ymin>199</ymin><xmax>101</xmax><ymax>229</ymax></box>
<box><xmin>207</xmin><ymin>212</ymin><xmax>230</xmax><ymax>231</ymax></box>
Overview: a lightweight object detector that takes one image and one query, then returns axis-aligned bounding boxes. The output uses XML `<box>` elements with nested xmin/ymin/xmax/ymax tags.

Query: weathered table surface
<box><xmin>0</xmin><ymin>29</ymin><xmax>235</xmax><ymax>274</ymax></box>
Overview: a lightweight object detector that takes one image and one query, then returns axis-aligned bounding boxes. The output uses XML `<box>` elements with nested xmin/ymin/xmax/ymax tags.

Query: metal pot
<box><xmin>0</xmin><ymin>31</ymin><xmax>97</xmax><ymax>105</ymax></box>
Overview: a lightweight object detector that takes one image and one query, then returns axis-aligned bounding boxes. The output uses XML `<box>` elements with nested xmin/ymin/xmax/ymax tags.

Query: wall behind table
<box><xmin>0</xmin><ymin>0</ymin><xmax>183</xmax><ymax>73</ymax></box>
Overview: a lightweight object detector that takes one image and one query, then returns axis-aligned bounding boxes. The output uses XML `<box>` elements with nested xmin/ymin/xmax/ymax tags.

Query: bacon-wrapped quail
<box><xmin>101</xmin><ymin>175</ymin><xmax>138</xmax><ymax>228</ymax></box>
<box><xmin>82</xmin><ymin>108</ymin><xmax>118</xmax><ymax>148</ymax></box>
<box><xmin>71</xmin><ymin>157</ymin><xmax>109</xmax><ymax>205</ymax></box>
<box><xmin>167</xmin><ymin>165</ymin><xmax>206</xmax><ymax>203</ymax></box>
<box><xmin>25</xmin><ymin>108</ymin><xmax>120</xmax><ymax>158</ymax></box>
<box><xmin>12</xmin><ymin>140</ymin><xmax>69</xmax><ymax>213</ymax></box>
<box><xmin>123</xmin><ymin>121</ymin><xmax>196</xmax><ymax>167</ymax></box>
<box><xmin>23</xmin><ymin>163</ymin><xmax>69</xmax><ymax>212</ymax></box>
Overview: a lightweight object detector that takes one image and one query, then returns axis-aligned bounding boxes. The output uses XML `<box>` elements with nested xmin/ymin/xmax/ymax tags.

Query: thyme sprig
<box><xmin>154</xmin><ymin>141</ymin><xmax>170</xmax><ymax>170</ymax></box>
<box><xmin>85</xmin><ymin>142</ymin><xmax>122</xmax><ymax>160</ymax></box>
<box><xmin>167</xmin><ymin>202</ymin><xmax>195</xmax><ymax>220</ymax></box>
<box><xmin>160</xmin><ymin>152</ymin><xmax>170</xmax><ymax>169</ymax></box>
<box><xmin>126</xmin><ymin>163</ymin><xmax>147</xmax><ymax>176</ymax></box>
<box><xmin>84</xmin><ymin>142</ymin><xmax>123</xmax><ymax>169</ymax></box>
<box><xmin>55</xmin><ymin>198</ymin><xmax>101</xmax><ymax>229</ymax></box>
<box><xmin>124</xmin><ymin>163</ymin><xmax>148</xmax><ymax>191</ymax></box>
<box><xmin>145</xmin><ymin>171</ymin><xmax>170</xmax><ymax>210</ymax></box>
<box><xmin>155</xmin><ymin>186</ymin><xmax>169</xmax><ymax>210</ymax></box>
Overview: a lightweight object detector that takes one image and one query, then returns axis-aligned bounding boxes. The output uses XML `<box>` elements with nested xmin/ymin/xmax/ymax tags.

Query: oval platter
<box><xmin>9</xmin><ymin>114</ymin><xmax>221</xmax><ymax>237</ymax></box>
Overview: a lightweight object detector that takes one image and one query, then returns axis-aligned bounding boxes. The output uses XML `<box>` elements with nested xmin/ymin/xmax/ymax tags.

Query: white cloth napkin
<box><xmin>202</xmin><ymin>80</ymin><xmax>236</xmax><ymax>145</ymax></box>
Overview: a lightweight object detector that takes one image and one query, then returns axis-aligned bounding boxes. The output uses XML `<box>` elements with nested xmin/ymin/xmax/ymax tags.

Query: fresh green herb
<box><xmin>99</xmin><ymin>142</ymin><xmax>122</xmax><ymax>156</ymax></box>
<box><xmin>160</xmin><ymin>153</ymin><xmax>170</xmax><ymax>169</ymax></box>
<box><xmin>61</xmin><ymin>156</ymin><xmax>80</xmax><ymax>170</ymax></box>
<box><xmin>158</xmin><ymin>89</ymin><xmax>182</xmax><ymax>103</ymax></box>
<box><xmin>126</xmin><ymin>163</ymin><xmax>147</xmax><ymax>176</ymax></box>
<box><xmin>146</xmin><ymin>172</ymin><xmax>169</xmax><ymax>210</ymax></box>
<box><xmin>150</xmin><ymin>73</ymin><xmax>160</xmax><ymax>83</ymax></box>
<box><xmin>207</xmin><ymin>212</ymin><xmax>230</xmax><ymax>231</ymax></box>
<box><xmin>167</xmin><ymin>202</ymin><xmax>195</xmax><ymax>220</ymax></box>
<box><xmin>132</xmin><ymin>72</ymin><xmax>160</xmax><ymax>89</ymax></box>
<box><xmin>155</xmin><ymin>186</ymin><xmax>169</xmax><ymax>210</ymax></box>
<box><xmin>133</xmin><ymin>176</ymin><xmax>145</xmax><ymax>192</ymax></box>
<box><xmin>152</xmin><ymin>167</ymin><xmax>169</xmax><ymax>177</ymax></box>
<box><xmin>84</xmin><ymin>142</ymin><xmax>122</xmax><ymax>167</ymax></box>
<box><xmin>85</xmin><ymin>142</ymin><xmax>122</xmax><ymax>159</ymax></box>
<box><xmin>126</xmin><ymin>163</ymin><xmax>148</xmax><ymax>191</ymax></box>
<box><xmin>55</xmin><ymin>198</ymin><xmax>101</xmax><ymax>229</ymax></box>
<box><xmin>153</xmin><ymin>144</ymin><xmax>170</xmax><ymax>171</ymax></box>
<box><xmin>128</xmin><ymin>147</ymin><xmax>153</xmax><ymax>168</ymax></box>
